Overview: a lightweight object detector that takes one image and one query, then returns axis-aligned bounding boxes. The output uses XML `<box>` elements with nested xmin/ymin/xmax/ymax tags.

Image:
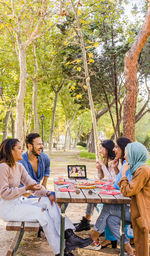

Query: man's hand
<box><xmin>122</xmin><ymin>163</ymin><xmax>130</xmax><ymax>177</ymax></box>
<box><xmin>48</xmin><ymin>193</ymin><xmax>55</xmax><ymax>205</ymax></box>
<box><xmin>25</xmin><ymin>184</ymin><xmax>42</xmax><ymax>191</ymax></box>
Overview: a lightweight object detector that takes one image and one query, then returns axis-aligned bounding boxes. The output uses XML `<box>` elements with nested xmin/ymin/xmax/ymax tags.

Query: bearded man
<box><xmin>20</xmin><ymin>133</ymin><xmax>50</xmax><ymax>188</ymax></box>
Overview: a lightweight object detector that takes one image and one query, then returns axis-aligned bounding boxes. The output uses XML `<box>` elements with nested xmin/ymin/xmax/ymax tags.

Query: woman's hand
<box><xmin>47</xmin><ymin>193</ymin><xmax>55</xmax><ymax>205</ymax></box>
<box><xmin>96</xmin><ymin>160</ymin><xmax>103</xmax><ymax>170</ymax></box>
<box><xmin>122</xmin><ymin>163</ymin><xmax>130</xmax><ymax>177</ymax></box>
<box><xmin>111</xmin><ymin>158</ymin><xmax>119</xmax><ymax>174</ymax></box>
<box><xmin>25</xmin><ymin>184</ymin><xmax>42</xmax><ymax>191</ymax></box>
<box><xmin>112</xmin><ymin>157</ymin><xmax>119</xmax><ymax>168</ymax></box>
<box><xmin>96</xmin><ymin>160</ymin><xmax>104</xmax><ymax>179</ymax></box>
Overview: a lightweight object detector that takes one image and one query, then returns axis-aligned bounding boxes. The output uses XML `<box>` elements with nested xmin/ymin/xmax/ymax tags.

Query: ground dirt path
<box><xmin>0</xmin><ymin>149</ymin><xmax>127</xmax><ymax>256</ymax></box>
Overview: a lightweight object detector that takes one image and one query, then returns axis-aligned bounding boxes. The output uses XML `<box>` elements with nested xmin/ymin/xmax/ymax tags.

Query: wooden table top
<box><xmin>54</xmin><ymin>179</ymin><xmax>131</xmax><ymax>205</ymax></box>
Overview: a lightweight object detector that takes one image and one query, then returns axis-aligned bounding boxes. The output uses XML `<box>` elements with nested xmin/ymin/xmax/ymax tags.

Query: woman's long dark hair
<box><xmin>116</xmin><ymin>137</ymin><xmax>131</xmax><ymax>162</ymax></box>
<box><xmin>101</xmin><ymin>139</ymin><xmax>115</xmax><ymax>167</ymax></box>
<box><xmin>0</xmin><ymin>139</ymin><xmax>20</xmax><ymax>167</ymax></box>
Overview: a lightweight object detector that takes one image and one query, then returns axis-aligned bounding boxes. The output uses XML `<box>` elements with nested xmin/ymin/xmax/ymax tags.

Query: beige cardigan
<box><xmin>0</xmin><ymin>162</ymin><xmax>47</xmax><ymax>200</ymax></box>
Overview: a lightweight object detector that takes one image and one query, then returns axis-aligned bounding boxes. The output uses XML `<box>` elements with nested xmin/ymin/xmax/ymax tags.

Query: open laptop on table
<box><xmin>67</xmin><ymin>165</ymin><xmax>87</xmax><ymax>179</ymax></box>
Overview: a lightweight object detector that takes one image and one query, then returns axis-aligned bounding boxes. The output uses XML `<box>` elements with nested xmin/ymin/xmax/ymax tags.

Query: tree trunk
<box><xmin>49</xmin><ymin>91</ymin><xmax>59</xmax><ymax>153</ymax></box>
<box><xmin>73</xmin><ymin>129</ymin><xmax>83</xmax><ymax>148</ymax></box>
<box><xmin>32</xmin><ymin>79</ymin><xmax>39</xmax><ymax>133</ymax></box>
<box><xmin>32</xmin><ymin>44</ymin><xmax>39</xmax><ymax>133</ymax></box>
<box><xmin>15</xmin><ymin>45</ymin><xmax>27</xmax><ymax>141</ymax></box>
<box><xmin>102</xmin><ymin>84</ymin><xmax>118</xmax><ymax>139</ymax></box>
<box><xmin>111</xmin><ymin>25</ymin><xmax>120</xmax><ymax>138</ymax></box>
<box><xmin>2</xmin><ymin>110</ymin><xmax>11</xmax><ymax>140</ymax></box>
<box><xmin>71</xmin><ymin>0</ymin><xmax>100</xmax><ymax>160</ymax></box>
<box><xmin>11</xmin><ymin>0</ymin><xmax>47</xmax><ymax>141</ymax></box>
<box><xmin>10</xmin><ymin>111</ymin><xmax>15</xmax><ymax>138</ymax></box>
<box><xmin>87</xmin><ymin>126</ymin><xmax>95</xmax><ymax>153</ymax></box>
<box><xmin>123</xmin><ymin>2</ymin><xmax>150</xmax><ymax>141</ymax></box>
<box><xmin>64</xmin><ymin>126</ymin><xmax>71</xmax><ymax>151</ymax></box>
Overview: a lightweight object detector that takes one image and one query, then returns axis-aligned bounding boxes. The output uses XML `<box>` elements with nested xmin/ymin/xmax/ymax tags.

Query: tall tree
<box><xmin>70</xmin><ymin>0</ymin><xmax>100</xmax><ymax>160</ymax></box>
<box><xmin>32</xmin><ymin>43</ymin><xmax>39</xmax><ymax>133</ymax></box>
<box><xmin>123</xmin><ymin>1</ymin><xmax>150</xmax><ymax>141</ymax></box>
<box><xmin>7</xmin><ymin>0</ymin><xmax>47</xmax><ymax>141</ymax></box>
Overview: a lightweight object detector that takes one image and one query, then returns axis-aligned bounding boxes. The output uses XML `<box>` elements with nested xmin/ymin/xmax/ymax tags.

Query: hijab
<box><xmin>126</xmin><ymin>142</ymin><xmax>149</xmax><ymax>175</ymax></box>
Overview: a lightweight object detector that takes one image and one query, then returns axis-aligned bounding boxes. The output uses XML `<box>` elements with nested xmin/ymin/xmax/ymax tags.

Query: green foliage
<box><xmin>0</xmin><ymin>134</ymin><xmax>3</xmax><ymax>143</ymax></box>
<box><xmin>135</xmin><ymin>112</ymin><xmax>150</xmax><ymax>144</ymax></box>
<box><xmin>146</xmin><ymin>159</ymin><xmax>150</xmax><ymax>166</ymax></box>
<box><xmin>77</xmin><ymin>142</ymin><xmax>87</xmax><ymax>147</ymax></box>
<box><xmin>0</xmin><ymin>0</ymin><xmax>148</xmax><ymax>144</ymax></box>
<box><xmin>143</xmin><ymin>133</ymin><xmax>150</xmax><ymax>149</ymax></box>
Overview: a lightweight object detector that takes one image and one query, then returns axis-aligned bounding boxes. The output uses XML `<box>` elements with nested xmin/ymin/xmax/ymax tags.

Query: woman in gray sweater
<box><xmin>0</xmin><ymin>139</ymin><xmax>92</xmax><ymax>256</ymax></box>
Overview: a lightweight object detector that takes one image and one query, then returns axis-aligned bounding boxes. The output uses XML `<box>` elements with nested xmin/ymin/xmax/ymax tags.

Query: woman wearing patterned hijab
<box><xmin>119</xmin><ymin>142</ymin><xmax>150</xmax><ymax>256</ymax></box>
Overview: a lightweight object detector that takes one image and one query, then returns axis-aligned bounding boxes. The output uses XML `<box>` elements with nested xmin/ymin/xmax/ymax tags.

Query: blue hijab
<box><xmin>126</xmin><ymin>142</ymin><xmax>149</xmax><ymax>176</ymax></box>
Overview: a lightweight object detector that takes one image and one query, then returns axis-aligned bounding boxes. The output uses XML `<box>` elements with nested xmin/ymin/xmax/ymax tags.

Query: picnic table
<box><xmin>54</xmin><ymin>179</ymin><xmax>131</xmax><ymax>256</ymax></box>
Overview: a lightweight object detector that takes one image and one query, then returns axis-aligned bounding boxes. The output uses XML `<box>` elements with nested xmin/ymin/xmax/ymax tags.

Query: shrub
<box><xmin>77</xmin><ymin>142</ymin><xmax>87</xmax><ymax>147</ymax></box>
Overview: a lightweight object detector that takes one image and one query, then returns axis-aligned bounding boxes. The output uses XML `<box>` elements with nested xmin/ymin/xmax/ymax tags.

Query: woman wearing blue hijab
<box><xmin>118</xmin><ymin>142</ymin><xmax>150</xmax><ymax>256</ymax></box>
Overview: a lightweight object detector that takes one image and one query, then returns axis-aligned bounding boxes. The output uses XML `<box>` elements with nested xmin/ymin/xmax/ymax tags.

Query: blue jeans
<box><xmin>86</xmin><ymin>203</ymin><xmax>103</xmax><ymax>215</ymax></box>
<box><xmin>94</xmin><ymin>204</ymin><xmax>131</xmax><ymax>244</ymax></box>
<box><xmin>86</xmin><ymin>203</ymin><xmax>116</xmax><ymax>241</ymax></box>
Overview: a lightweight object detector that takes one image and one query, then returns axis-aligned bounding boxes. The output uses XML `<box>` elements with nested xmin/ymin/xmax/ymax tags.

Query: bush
<box><xmin>77</xmin><ymin>142</ymin><xmax>87</xmax><ymax>147</ymax></box>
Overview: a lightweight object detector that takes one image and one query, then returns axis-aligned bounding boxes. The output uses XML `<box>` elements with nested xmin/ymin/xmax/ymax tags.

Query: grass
<box><xmin>77</xmin><ymin>146</ymin><xmax>96</xmax><ymax>159</ymax></box>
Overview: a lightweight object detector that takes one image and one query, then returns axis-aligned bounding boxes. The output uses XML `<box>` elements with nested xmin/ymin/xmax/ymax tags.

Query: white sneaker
<box><xmin>118</xmin><ymin>252</ymin><xmax>135</xmax><ymax>256</ymax></box>
<box><xmin>85</xmin><ymin>240</ymin><xmax>101</xmax><ymax>250</ymax></box>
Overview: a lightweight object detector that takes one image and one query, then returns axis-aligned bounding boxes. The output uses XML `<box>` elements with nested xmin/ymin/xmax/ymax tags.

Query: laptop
<box><xmin>67</xmin><ymin>165</ymin><xmax>87</xmax><ymax>179</ymax></box>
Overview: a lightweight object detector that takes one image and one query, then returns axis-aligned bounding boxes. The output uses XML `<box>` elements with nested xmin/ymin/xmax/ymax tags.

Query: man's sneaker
<box><xmin>75</xmin><ymin>217</ymin><xmax>91</xmax><ymax>232</ymax></box>
<box><xmin>65</xmin><ymin>229</ymin><xmax>92</xmax><ymax>252</ymax></box>
<box><xmin>85</xmin><ymin>240</ymin><xmax>102</xmax><ymax>251</ymax></box>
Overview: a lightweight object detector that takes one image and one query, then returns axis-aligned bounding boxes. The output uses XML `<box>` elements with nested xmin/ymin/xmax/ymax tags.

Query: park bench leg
<box><xmin>120</xmin><ymin>204</ymin><xmax>125</xmax><ymax>256</ymax></box>
<box><xmin>7</xmin><ymin>224</ymin><xmax>25</xmax><ymax>256</ymax></box>
<box><xmin>60</xmin><ymin>203</ymin><xmax>66</xmax><ymax>256</ymax></box>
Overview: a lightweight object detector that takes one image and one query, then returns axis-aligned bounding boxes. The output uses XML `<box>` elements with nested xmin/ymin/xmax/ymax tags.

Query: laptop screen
<box><xmin>67</xmin><ymin>165</ymin><xmax>87</xmax><ymax>179</ymax></box>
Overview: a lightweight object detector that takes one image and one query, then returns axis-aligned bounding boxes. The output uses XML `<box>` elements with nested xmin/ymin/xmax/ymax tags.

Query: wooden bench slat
<box><xmin>24</xmin><ymin>221</ymin><xmax>40</xmax><ymax>232</ymax></box>
<box><xmin>6</xmin><ymin>221</ymin><xmax>40</xmax><ymax>232</ymax></box>
<box><xmin>6</xmin><ymin>221</ymin><xmax>40</xmax><ymax>256</ymax></box>
<box><xmin>6</xmin><ymin>221</ymin><xmax>22</xmax><ymax>231</ymax></box>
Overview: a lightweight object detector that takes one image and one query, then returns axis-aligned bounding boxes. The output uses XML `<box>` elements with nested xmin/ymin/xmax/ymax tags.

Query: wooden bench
<box><xmin>6</xmin><ymin>221</ymin><xmax>40</xmax><ymax>256</ymax></box>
